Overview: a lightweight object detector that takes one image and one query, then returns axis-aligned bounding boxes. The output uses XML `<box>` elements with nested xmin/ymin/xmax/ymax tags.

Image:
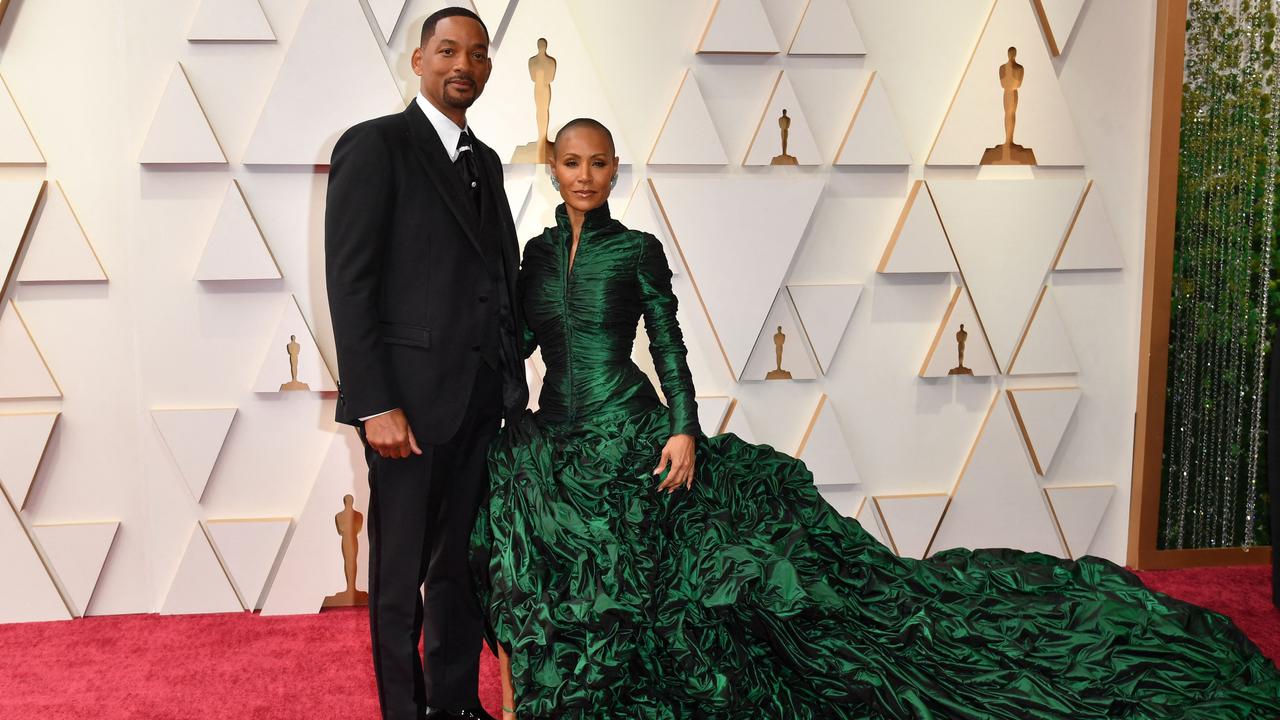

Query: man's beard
<box><xmin>443</xmin><ymin>80</ymin><xmax>479</xmax><ymax>109</ymax></box>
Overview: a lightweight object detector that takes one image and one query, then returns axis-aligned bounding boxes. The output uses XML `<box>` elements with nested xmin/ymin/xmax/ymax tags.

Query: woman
<box><xmin>470</xmin><ymin>119</ymin><xmax>1280</xmax><ymax>719</ymax></box>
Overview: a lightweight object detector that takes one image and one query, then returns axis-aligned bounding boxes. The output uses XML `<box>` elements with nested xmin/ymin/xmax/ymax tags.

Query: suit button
<box><xmin>478</xmin><ymin>295</ymin><xmax>488</xmax><ymax>303</ymax></box>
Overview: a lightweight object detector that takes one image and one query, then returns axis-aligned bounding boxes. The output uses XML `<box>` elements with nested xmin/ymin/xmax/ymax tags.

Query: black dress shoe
<box><xmin>424</xmin><ymin>708</ymin><xmax>497</xmax><ymax>720</ymax></box>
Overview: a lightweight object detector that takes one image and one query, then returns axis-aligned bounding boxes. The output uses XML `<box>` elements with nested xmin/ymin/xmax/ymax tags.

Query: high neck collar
<box><xmin>555</xmin><ymin>201</ymin><xmax>613</xmax><ymax>236</ymax></box>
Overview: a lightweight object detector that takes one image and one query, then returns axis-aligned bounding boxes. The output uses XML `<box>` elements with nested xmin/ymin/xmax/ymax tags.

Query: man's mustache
<box><xmin>446</xmin><ymin>75</ymin><xmax>476</xmax><ymax>87</ymax></box>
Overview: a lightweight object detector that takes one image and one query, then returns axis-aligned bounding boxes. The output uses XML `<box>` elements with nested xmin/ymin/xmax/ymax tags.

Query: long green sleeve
<box><xmin>636</xmin><ymin>233</ymin><xmax>700</xmax><ymax>437</ymax></box>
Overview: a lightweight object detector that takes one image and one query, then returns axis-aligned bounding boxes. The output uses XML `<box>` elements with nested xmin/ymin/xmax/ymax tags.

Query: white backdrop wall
<box><xmin>0</xmin><ymin>0</ymin><xmax>1155</xmax><ymax>620</ymax></box>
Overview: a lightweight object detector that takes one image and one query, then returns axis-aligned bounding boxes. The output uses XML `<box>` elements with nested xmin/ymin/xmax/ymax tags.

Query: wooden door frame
<box><xmin>1128</xmin><ymin>0</ymin><xmax>1272</xmax><ymax>570</ymax></box>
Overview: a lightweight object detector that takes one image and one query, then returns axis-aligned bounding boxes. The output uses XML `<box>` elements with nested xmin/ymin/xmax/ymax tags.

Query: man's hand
<box><xmin>363</xmin><ymin>409</ymin><xmax>423</xmax><ymax>459</ymax></box>
<box><xmin>654</xmin><ymin>434</ymin><xmax>696</xmax><ymax>493</ymax></box>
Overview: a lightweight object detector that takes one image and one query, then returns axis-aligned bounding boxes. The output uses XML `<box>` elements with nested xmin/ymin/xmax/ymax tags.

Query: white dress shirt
<box><xmin>358</xmin><ymin>95</ymin><xmax>471</xmax><ymax>423</ymax></box>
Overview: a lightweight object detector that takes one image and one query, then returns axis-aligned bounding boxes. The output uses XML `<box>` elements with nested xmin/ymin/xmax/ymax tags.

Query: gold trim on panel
<box><xmin>1043</xmin><ymin>484</ymin><xmax>1112</xmax><ymax>558</ymax></box>
<box><xmin>873</xmin><ymin>493</ymin><xmax>950</xmax><ymax>558</ymax></box>
<box><xmin>925</xmin><ymin>0</ymin><xmax>999</xmax><ymax>164</ymax></box>
<box><xmin>2</xmin><ymin>180</ymin><xmax>47</xmax><ymax>305</ymax></box>
<box><xmin>5</xmin><ymin>410</ymin><xmax>61</xmax><ymax>509</ymax></box>
<box><xmin>742</xmin><ymin>70</ymin><xmax>784</xmax><ymax>166</ymax></box>
<box><xmin>1050</xmin><ymin>179</ymin><xmax>1092</xmax><ymax>271</ymax></box>
<box><xmin>922</xmin><ymin>392</ymin><xmax>999</xmax><ymax>558</ymax></box>
<box><xmin>0</xmin><ymin>477</ymin><xmax>77</xmax><ymax>617</ymax></box>
<box><xmin>877</xmin><ymin>178</ymin><xmax>924</xmax><ymax>273</ymax></box>
<box><xmin>0</xmin><ymin>0</ymin><xmax>10</xmax><ymax>26</ymax></box>
<box><xmin>794</xmin><ymin>393</ymin><xmax>828</xmax><ymax>456</ymax></box>
<box><xmin>1005</xmin><ymin>386</ymin><xmax>1077</xmax><ymax>476</ymax></box>
<box><xmin>920</xmin><ymin>285</ymin><xmax>962</xmax><ymax>376</ymax></box>
<box><xmin>646</xmin><ymin>177</ymin><xmax>737</xmax><ymax>380</ymax></box>
<box><xmin>1030</xmin><ymin>0</ymin><xmax>1063</xmax><ymax>57</ymax></box>
<box><xmin>696</xmin><ymin>0</ymin><xmax>780</xmax><ymax>55</ymax></box>
<box><xmin>5</xmin><ymin>300</ymin><xmax>63</xmax><ymax>398</ymax></box>
<box><xmin>648</xmin><ymin>68</ymin><xmax>693</xmax><ymax>165</ymax></box>
<box><xmin>719</xmin><ymin>398</ymin><xmax>741</xmax><ymax>435</ymax></box>
<box><xmin>1005</xmin><ymin>284</ymin><xmax>1048</xmax><ymax>373</ymax></box>
<box><xmin>0</xmin><ymin>73</ymin><xmax>45</xmax><ymax>164</ymax></box>
<box><xmin>32</xmin><ymin>181</ymin><xmax>111</xmax><ymax>283</ymax></box>
<box><xmin>198</xmin><ymin>520</ymin><xmax>251</xmax><ymax>612</ymax></box>
<box><xmin>177</xmin><ymin>61</ymin><xmax>228</xmax><ymax>161</ymax></box>
<box><xmin>230</xmin><ymin>178</ymin><xmax>281</xmax><ymax>277</ymax></box>
<box><xmin>834</xmin><ymin>71</ymin><xmax>875</xmax><ymax>164</ymax></box>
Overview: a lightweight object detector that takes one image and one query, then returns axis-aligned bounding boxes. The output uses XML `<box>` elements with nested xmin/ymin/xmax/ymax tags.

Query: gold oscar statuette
<box><xmin>771</xmin><ymin>108</ymin><xmax>799</xmax><ymax>166</ymax></box>
<box><xmin>511</xmin><ymin>38</ymin><xmax>557</xmax><ymax>164</ymax></box>
<box><xmin>280</xmin><ymin>334</ymin><xmax>311</xmax><ymax>391</ymax></box>
<box><xmin>765</xmin><ymin>325</ymin><xmax>794</xmax><ymax>380</ymax></box>
<box><xmin>948</xmin><ymin>323</ymin><xmax>974</xmax><ymax>376</ymax></box>
<box><xmin>980</xmin><ymin>47</ymin><xmax>1037</xmax><ymax>166</ymax></box>
<box><xmin>323</xmin><ymin>494</ymin><xmax>369</xmax><ymax>608</ymax></box>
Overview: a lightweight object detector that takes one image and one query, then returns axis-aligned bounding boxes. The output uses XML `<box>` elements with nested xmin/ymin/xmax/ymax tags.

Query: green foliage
<box><xmin>1160</xmin><ymin>0</ymin><xmax>1279</xmax><ymax>549</ymax></box>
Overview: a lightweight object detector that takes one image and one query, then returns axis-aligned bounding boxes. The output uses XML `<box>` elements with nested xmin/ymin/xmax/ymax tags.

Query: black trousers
<box><xmin>365</xmin><ymin>363</ymin><xmax>502</xmax><ymax>719</ymax></box>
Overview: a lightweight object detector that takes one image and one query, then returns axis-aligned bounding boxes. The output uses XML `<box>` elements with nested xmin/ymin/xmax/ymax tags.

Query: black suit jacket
<box><xmin>325</xmin><ymin>102</ymin><xmax>528</xmax><ymax>444</ymax></box>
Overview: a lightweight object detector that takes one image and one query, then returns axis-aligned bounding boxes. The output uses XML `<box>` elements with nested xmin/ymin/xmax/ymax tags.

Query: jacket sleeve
<box><xmin>324</xmin><ymin>123</ymin><xmax>397</xmax><ymax>423</ymax></box>
<box><xmin>636</xmin><ymin>233</ymin><xmax>700</xmax><ymax>437</ymax></box>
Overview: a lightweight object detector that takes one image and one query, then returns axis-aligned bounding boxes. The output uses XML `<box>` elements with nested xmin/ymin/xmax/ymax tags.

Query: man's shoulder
<box><xmin>337</xmin><ymin>111</ymin><xmax>409</xmax><ymax>147</ymax></box>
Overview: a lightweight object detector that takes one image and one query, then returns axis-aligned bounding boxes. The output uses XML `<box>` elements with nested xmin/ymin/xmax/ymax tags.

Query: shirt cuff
<box><xmin>358</xmin><ymin>408</ymin><xmax>397</xmax><ymax>422</ymax></box>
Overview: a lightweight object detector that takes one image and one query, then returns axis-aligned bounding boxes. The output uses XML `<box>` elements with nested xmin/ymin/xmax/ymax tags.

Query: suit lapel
<box><xmin>404</xmin><ymin>103</ymin><xmax>484</xmax><ymax>258</ymax></box>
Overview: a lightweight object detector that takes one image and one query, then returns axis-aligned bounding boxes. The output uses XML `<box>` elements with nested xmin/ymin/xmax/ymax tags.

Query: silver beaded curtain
<box><xmin>1161</xmin><ymin>0</ymin><xmax>1280</xmax><ymax>549</ymax></box>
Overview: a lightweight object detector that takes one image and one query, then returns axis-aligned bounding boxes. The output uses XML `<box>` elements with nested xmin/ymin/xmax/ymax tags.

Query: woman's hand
<box><xmin>654</xmin><ymin>434</ymin><xmax>696</xmax><ymax>492</ymax></box>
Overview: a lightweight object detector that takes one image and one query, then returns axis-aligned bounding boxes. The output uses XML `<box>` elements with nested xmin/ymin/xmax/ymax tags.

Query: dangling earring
<box><xmin>550</xmin><ymin>175</ymin><xmax>561</xmax><ymax>192</ymax></box>
<box><xmin>610</xmin><ymin>174</ymin><xmax>618</xmax><ymax>189</ymax></box>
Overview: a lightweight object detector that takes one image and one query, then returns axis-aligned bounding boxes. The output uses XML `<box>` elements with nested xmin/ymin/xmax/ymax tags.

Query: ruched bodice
<box><xmin>518</xmin><ymin>203</ymin><xmax>699</xmax><ymax>436</ymax></box>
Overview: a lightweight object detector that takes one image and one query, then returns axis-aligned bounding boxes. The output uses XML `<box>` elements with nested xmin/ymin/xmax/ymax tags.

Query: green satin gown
<box><xmin>470</xmin><ymin>203</ymin><xmax>1280</xmax><ymax>719</ymax></box>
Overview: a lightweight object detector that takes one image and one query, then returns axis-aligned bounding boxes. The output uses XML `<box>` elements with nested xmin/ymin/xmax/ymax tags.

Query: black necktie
<box><xmin>455</xmin><ymin>130</ymin><xmax>480</xmax><ymax>215</ymax></box>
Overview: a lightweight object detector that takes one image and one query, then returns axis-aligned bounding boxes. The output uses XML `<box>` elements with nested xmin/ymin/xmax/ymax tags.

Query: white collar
<box><xmin>415</xmin><ymin>93</ymin><xmax>468</xmax><ymax>162</ymax></box>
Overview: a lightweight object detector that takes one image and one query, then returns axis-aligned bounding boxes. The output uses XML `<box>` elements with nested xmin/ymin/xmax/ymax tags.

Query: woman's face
<box><xmin>549</xmin><ymin>126</ymin><xmax>618</xmax><ymax>215</ymax></box>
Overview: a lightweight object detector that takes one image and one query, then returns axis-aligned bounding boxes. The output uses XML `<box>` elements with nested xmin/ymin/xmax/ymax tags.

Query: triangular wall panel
<box><xmin>818</xmin><ymin>485</ymin><xmax>866</xmax><ymax>520</ymax></box>
<box><xmin>151</xmin><ymin>408</ymin><xmax>237</xmax><ymax>501</ymax></box>
<box><xmin>920</xmin><ymin>285</ymin><xmax>998</xmax><ymax>378</ymax></box>
<box><xmin>195</xmin><ymin>180</ymin><xmax>281</xmax><ymax>281</ymax></box>
<box><xmin>0</xmin><ymin>412</ymin><xmax>59</xmax><ymax>510</ymax></box>
<box><xmin>1055</xmin><ymin>181</ymin><xmax>1124</xmax><ymax>271</ymax></box>
<box><xmin>649</xmin><ymin>69</ymin><xmax>728</xmax><ymax>166</ymax></box>
<box><xmin>698</xmin><ymin>0</ymin><xmax>779</xmax><ymax>54</ymax></box>
<box><xmin>1007</xmin><ymin>286</ymin><xmax>1080</xmax><ymax>375</ymax></box>
<box><xmin>928</xmin><ymin>395</ymin><xmax>1065</xmax><ymax>557</ymax></box>
<box><xmin>1</xmin><ymin>180</ymin><xmax>45</xmax><ymax>302</ymax></box>
<box><xmin>206</xmin><ymin>518</ymin><xmax>292</xmax><ymax>610</ymax></box>
<box><xmin>253</xmin><ymin>295</ymin><xmax>338</xmax><ymax>392</ymax></box>
<box><xmin>696</xmin><ymin>396</ymin><xmax>733</xmax><ymax>436</ymax></box>
<box><xmin>0</xmin><ymin>302</ymin><xmax>62</xmax><ymax>400</ymax></box>
<box><xmin>787</xmin><ymin>284</ymin><xmax>862</xmax><ymax>374</ymax></box>
<box><xmin>1045</xmin><ymin>484</ymin><xmax>1114</xmax><ymax>559</ymax></box>
<box><xmin>620</xmin><ymin>180</ymin><xmax>680</xmax><ymax>275</ymax></box>
<box><xmin>369</xmin><ymin>0</ymin><xmax>408</xmax><ymax>44</ymax></box>
<box><xmin>468</xmin><ymin>0</ymin><xmax>635</xmax><ymax>164</ymax></box>
<box><xmin>650</xmin><ymin>175</ymin><xmax>824</xmax><ymax>379</ymax></box>
<box><xmin>744</xmin><ymin>71</ymin><xmax>822</xmax><ymax>166</ymax></box>
<box><xmin>1007</xmin><ymin>387</ymin><xmax>1081</xmax><ymax>476</ymax></box>
<box><xmin>139</xmin><ymin>63</ymin><xmax>226</xmax><ymax>164</ymax></box>
<box><xmin>0</xmin><ymin>499</ymin><xmax>71</xmax><ymax>622</ymax></box>
<box><xmin>928</xmin><ymin>0</ymin><xmax>1085</xmax><ymax>166</ymax></box>
<box><xmin>160</xmin><ymin>524</ymin><xmax>243</xmax><ymax>614</ymax></box>
<box><xmin>796</xmin><ymin>394</ymin><xmax>861</xmax><ymax>486</ymax></box>
<box><xmin>32</xmin><ymin>521</ymin><xmax>118</xmax><ymax>616</ymax></box>
<box><xmin>243</xmin><ymin>0</ymin><xmax>403</xmax><ymax>164</ymax></box>
<box><xmin>788</xmin><ymin>0</ymin><xmax>866</xmax><ymax>55</ymax></box>
<box><xmin>742</xmin><ymin>290</ymin><xmax>819</xmax><ymax>381</ymax></box>
<box><xmin>18</xmin><ymin>181</ymin><xmax>108</xmax><ymax>283</ymax></box>
<box><xmin>929</xmin><ymin>179</ymin><xmax>1085</xmax><ymax>368</ymax></box>
<box><xmin>261</xmin><ymin>434</ymin><xmax>369</xmax><ymax>616</ymax></box>
<box><xmin>188</xmin><ymin>0</ymin><xmax>276</xmax><ymax>41</ymax></box>
<box><xmin>878</xmin><ymin>180</ymin><xmax>956</xmax><ymax>274</ymax></box>
<box><xmin>0</xmin><ymin>74</ymin><xmax>44</xmax><ymax>164</ymax></box>
<box><xmin>874</xmin><ymin>494</ymin><xmax>949</xmax><ymax>559</ymax></box>
<box><xmin>1033</xmin><ymin>0</ymin><xmax>1086</xmax><ymax>56</ymax></box>
<box><xmin>721</xmin><ymin>399</ymin><xmax>758</xmax><ymax>444</ymax></box>
<box><xmin>835</xmin><ymin>72</ymin><xmax>911</xmax><ymax>166</ymax></box>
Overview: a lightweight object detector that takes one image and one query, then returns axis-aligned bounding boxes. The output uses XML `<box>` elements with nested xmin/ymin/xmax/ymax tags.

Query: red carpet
<box><xmin>0</xmin><ymin>565</ymin><xmax>1275</xmax><ymax>720</ymax></box>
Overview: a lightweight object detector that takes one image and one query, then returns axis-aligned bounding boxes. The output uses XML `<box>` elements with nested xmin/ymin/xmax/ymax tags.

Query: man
<box><xmin>324</xmin><ymin>8</ymin><xmax>526</xmax><ymax>720</ymax></box>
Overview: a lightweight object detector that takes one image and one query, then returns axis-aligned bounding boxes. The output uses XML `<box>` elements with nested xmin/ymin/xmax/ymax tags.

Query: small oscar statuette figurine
<box><xmin>323</xmin><ymin>494</ymin><xmax>369</xmax><ymax>608</ymax></box>
<box><xmin>948</xmin><ymin>323</ymin><xmax>974</xmax><ymax>376</ymax></box>
<box><xmin>980</xmin><ymin>47</ymin><xmax>1037</xmax><ymax>166</ymax></box>
<box><xmin>771</xmin><ymin>108</ymin><xmax>799</xmax><ymax>166</ymax></box>
<box><xmin>279</xmin><ymin>334</ymin><xmax>311</xmax><ymax>391</ymax></box>
<box><xmin>765</xmin><ymin>325</ymin><xmax>793</xmax><ymax>380</ymax></box>
<box><xmin>511</xmin><ymin>38</ymin><xmax>557</xmax><ymax>164</ymax></box>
